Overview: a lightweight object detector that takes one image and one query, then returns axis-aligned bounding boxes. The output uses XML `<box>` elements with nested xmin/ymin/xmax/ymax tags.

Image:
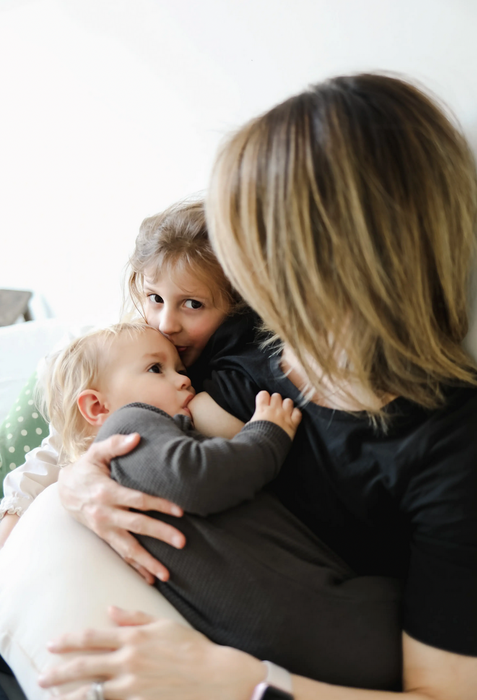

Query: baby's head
<box><xmin>127</xmin><ymin>198</ymin><xmax>243</xmax><ymax>367</ymax></box>
<box><xmin>40</xmin><ymin>322</ymin><xmax>194</xmax><ymax>463</ymax></box>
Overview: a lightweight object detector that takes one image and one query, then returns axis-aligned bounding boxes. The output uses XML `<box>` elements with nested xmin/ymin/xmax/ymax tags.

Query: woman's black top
<box><xmin>201</xmin><ymin>338</ymin><xmax>477</xmax><ymax>658</ymax></box>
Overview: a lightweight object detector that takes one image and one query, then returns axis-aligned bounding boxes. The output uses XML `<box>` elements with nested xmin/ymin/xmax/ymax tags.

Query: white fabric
<box><xmin>0</xmin><ymin>424</ymin><xmax>61</xmax><ymax>518</ymax></box>
<box><xmin>0</xmin><ymin>320</ymin><xmax>71</xmax><ymax>424</ymax></box>
<box><xmin>0</xmin><ymin>483</ymin><xmax>190</xmax><ymax>700</ymax></box>
<box><xmin>0</xmin><ymin>323</ymin><xmax>94</xmax><ymax>519</ymax></box>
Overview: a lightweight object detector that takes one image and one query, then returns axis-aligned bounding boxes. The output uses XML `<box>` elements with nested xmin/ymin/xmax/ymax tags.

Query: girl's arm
<box><xmin>0</xmin><ymin>422</ymin><xmax>62</xmax><ymax>521</ymax></box>
<box><xmin>38</xmin><ymin>611</ymin><xmax>477</xmax><ymax>700</ymax></box>
<box><xmin>0</xmin><ymin>513</ymin><xmax>19</xmax><ymax>547</ymax></box>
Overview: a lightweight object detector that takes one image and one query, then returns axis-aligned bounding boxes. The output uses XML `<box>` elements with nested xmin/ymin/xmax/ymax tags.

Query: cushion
<box><xmin>0</xmin><ymin>372</ymin><xmax>49</xmax><ymax>498</ymax></box>
<box><xmin>0</xmin><ymin>483</ymin><xmax>190</xmax><ymax>700</ymax></box>
<box><xmin>0</xmin><ymin>320</ymin><xmax>73</xmax><ymax>425</ymax></box>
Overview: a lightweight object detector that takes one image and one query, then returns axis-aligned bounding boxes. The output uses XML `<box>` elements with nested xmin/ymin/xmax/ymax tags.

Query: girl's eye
<box><xmin>148</xmin><ymin>294</ymin><xmax>164</xmax><ymax>305</ymax></box>
<box><xmin>148</xmin><ymin>363</ymin><xmax>162</xmax><ymax>374</ymax></box>
<box><xmin>184</xmin><ymin>299</ymin><xmax>203</xmax><ymax>310</ymax></box>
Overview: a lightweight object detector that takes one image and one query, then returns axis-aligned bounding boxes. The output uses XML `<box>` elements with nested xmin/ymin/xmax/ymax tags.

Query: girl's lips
<box><xmin>176</xmin><ymin>346</ymin><xmax>188</xmax><ymax>353</ymax></box>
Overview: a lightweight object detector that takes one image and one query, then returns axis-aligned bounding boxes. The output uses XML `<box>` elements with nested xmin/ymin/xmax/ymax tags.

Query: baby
<box><xmin>40</xmin><ymin>320</ymin><xmax>300</xmax><ymax>496</ymax></box>
<box><xmin>39</xmin><ymin>320</ymin><xmax>401</xmax><ymax>684</ymax></box>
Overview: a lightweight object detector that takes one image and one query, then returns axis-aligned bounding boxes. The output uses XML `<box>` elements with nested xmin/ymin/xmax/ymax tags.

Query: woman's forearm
<box><xmin>290</xmin><ymin>632</ymin><xmax>477</xmax><ymax>700</ymax></box>
<box><xmin>292</xmin><ymin>677</ymin><xmax>408</xmax><ymax>699</ymax></box>
<box><xmin>38</xmin><ymin>616</ymin><xmax>476</xmax><ymax>700</ymax></box>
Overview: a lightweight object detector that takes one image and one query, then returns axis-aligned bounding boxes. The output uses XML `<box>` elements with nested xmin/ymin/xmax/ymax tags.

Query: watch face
<box><xmin>262</xmin><ymin>688</ymin><xmax>293</xmax><ymax>700</ymax></box>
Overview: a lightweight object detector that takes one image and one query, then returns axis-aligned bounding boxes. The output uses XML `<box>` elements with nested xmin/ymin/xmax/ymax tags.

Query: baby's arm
<box><xmin>96</xmin><ymin>393</ymin><xmax>301</xmax><ymax>517</ymax></box>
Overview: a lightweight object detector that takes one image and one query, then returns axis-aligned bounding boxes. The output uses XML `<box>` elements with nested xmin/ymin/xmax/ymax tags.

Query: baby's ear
<box><xmin>77</xmin><ymin>390</ymin><xmax>110</xmax><ymax>426</ymax></box>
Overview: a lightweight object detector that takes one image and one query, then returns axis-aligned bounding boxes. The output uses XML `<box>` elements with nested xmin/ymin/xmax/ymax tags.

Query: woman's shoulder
<box><xmin>393</xmin><ymin>383</ymin><xmax>477</xmax><ymax>525</ymax></box>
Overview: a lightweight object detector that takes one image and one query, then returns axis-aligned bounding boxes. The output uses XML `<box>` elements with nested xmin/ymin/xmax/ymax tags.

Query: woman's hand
<box><xmin>38</xmin><ymin>606</ymin><xmax>265</xmax><ymax>700</ymax></box>
<box><xmin>58</xmin><ymin>435</ymin><xmax>186</xmax><ymax>583</ymax></box>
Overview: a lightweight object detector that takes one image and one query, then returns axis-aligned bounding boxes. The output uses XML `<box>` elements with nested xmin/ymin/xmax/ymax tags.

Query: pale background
<box><xmin>1</xmin><ymin>0</ymin><xmax>477</xmax><ymax>328</ymax></box>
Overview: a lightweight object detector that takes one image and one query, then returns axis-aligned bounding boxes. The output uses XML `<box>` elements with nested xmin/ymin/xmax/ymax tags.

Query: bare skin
<box><xmin>0</xmin><ymin>512</ymin><xmax>19</xmax><ymax>547</ymax></box>
<box><xmin>38</xmin><ymin>608</ymin><xmax>477</xmax><ymax>700</ymax></box>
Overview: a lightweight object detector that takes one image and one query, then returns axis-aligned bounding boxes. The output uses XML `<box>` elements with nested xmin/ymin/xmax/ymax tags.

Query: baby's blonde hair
<box><xmin>126</xmin><ymin>198</ymin><xmax>243</xmax><ymax>319</ymax></box>
<box><xmin>208</xmin><ymin>73</ymin><xmax>477</xmax><ymax>419</ymax></box>
<box><xmin>38</xmin><ymin>322</ymin><xmax>150</xmax><ymax>464</ymax></box>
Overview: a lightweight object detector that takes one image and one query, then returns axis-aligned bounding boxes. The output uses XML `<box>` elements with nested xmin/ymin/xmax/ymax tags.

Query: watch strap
<box><xmin>250</xmin><ymin>661</ymin><xmax>293</xmax><ymax>700</ymax></box>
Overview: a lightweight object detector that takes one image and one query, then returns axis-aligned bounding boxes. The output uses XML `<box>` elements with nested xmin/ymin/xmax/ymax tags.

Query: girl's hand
<box><xmin>57</xmin><ymin>435</ymin><xmax>186</xmax><ymax>584</ymax></box>
<box><xmin>249</xmin><ymin>391</ymin><xmax>302</xmax><ymax>441</ymax></box>
<box><xmin>38</xmin><ymin>606</ymin><xmax>264</xmax><ymax>700</ymax></box>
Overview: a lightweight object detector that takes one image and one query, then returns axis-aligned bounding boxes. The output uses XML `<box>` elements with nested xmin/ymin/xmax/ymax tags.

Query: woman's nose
<box><xmin>158</xmin><ymin>307</ymin><xmax>181</xmax><ymax>336</ymax></box>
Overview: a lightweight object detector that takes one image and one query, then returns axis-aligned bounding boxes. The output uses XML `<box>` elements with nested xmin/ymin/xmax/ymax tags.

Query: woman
<box><xmin>39</xmin><ymin>73</ymin><xmax>477</xmax><ymax>699</ymax></box>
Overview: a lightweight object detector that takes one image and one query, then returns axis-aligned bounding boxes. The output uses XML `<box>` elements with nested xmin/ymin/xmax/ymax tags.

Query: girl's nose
<box><xmin>158</xmin><ymin>307</ymin><xmax>181</xmax><ymax>336</ymax></box>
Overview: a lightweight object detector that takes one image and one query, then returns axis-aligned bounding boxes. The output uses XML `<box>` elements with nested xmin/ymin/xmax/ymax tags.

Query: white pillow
<box><xmin>0</xmin><ymin>320</ymin><xmax>80</xmax><ymax>423</ymax></box>
<box><xmin>0</xmin><ymin>484</ymin><xmax>190</xmax><ymax>700</ymax></box>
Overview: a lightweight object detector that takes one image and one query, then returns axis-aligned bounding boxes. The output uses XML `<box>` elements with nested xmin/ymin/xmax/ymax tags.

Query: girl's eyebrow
<box><xmin>143</xmin><ymin>282</ymin><xmax>208</xmax><ymax>300</ymax></box>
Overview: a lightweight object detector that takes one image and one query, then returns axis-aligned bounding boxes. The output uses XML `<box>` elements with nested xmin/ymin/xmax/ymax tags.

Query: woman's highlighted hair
<box><xmin>208</xmin><ymin>73</ymin><xmax>477</xmax><ymax>417</ymax></box>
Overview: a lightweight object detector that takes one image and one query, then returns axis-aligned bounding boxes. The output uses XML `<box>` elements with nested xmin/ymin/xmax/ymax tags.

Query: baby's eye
<box><xmin>184</xmin><ymin>299</ymin><xmax>203</xmax><ymax>310</ymax></box>
<box><xmin>147</xmin><ymin>294</ymin><xmax>164</xmax><ymax>305</ymax></box>
<box><xmin>148</xmin><ymin>363</ymin><xmax>162</xmax><ymax>374</ymax></box>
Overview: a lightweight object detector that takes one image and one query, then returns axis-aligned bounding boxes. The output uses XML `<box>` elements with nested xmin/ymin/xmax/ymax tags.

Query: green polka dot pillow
<box><xmin>0</xmin><ymin>370</ymin><xmax>49</xmax><ymax>497</ymax></box>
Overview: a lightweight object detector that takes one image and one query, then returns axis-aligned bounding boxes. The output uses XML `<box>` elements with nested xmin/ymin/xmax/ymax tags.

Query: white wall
<box><xmin>1</xmin><ymin>0</ymin><xmax>477</xmax><ymax>325</ymax></box>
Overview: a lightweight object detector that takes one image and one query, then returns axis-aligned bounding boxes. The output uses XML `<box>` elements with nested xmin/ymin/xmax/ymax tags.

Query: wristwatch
<box><xmin>250</xmin><ymin>661</ymin><xmax>294</xmax><ymax>700</ymax></box>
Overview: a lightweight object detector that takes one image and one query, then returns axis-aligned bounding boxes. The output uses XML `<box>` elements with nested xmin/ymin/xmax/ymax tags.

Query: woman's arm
<box><xmin>38</xmin><ymin>612</ymin><xmax>477</xmax><ymax>700</ymax></box>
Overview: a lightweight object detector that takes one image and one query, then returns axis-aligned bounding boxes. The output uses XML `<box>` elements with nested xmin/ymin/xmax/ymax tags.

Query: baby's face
<box><xmin>101</xmin><ymin>327</ymin><xmax>195</xmax><ymax>418</ymax></box>
<box><xmin>143</xmin><ymin>267</ymin><xmax>229</xmax><ymax>367</ymax></box>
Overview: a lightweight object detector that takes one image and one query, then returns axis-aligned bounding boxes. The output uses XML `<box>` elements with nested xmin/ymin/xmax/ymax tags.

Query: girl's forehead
<box><xmin>144</xmin><ymin>265</ymin><xmax>214</xmax><ymax>299</ymax></box>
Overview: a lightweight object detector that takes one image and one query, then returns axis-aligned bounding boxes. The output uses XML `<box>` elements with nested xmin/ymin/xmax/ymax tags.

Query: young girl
<box><xmin>0</xmin><ymin>199</ymin><xmax>259</xmax><ymax>565</ymax></box>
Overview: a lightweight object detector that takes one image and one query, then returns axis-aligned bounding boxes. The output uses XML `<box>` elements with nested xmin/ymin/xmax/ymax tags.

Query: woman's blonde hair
<box><xmin>207</xmin><ymin>73</ymin><xmax>477</xmax><ymax>417</ymax></box>
<box><xmin>126</xmin><ymin>198</ymin><xmax>243</xmax><ymax>319</ymax></box>
<box><xmin>38</xmin><ymin>322</ymin><xmax>150</xmax><ymax>463</ymax></box>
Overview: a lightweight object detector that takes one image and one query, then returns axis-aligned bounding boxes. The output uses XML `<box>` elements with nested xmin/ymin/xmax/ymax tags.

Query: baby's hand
<box><xmin>249</xmin><ymin>391</ymin><xmax>302</xmax><ymax>440</ymax></box>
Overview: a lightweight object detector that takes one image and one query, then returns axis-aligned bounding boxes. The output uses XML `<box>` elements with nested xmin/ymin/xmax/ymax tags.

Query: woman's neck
<box><xmin>280</xmin><ymin>346</ymin><xmax>396</xmax><ymax>412</ymax></box>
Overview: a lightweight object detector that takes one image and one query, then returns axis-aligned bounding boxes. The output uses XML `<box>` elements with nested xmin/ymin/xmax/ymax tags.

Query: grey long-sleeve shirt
<box><xmin>95</xmin><ymin>401</ymin><xmax>402</xmax><ymax>690</ymax></box>
<box><xmin>96</xmin><ymin>402</ymin><xmax>292</xmax><ymax>516</ymax></box>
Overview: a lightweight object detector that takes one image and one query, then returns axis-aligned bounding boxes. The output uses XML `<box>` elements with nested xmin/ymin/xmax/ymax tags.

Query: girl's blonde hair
<box><xmin>207</xmin><ymin>73</ymin><xmax>477</xmax><ymax>418</ymax></box>
<box><xmin>126</xmin><ymin>198</ymin><xmax>243</xmax><ymax>319</ymax></box>
<box><xmin>38</xmin><ymin>322</ymin><xmax>150</xmax><ymax>464</ymax></box>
